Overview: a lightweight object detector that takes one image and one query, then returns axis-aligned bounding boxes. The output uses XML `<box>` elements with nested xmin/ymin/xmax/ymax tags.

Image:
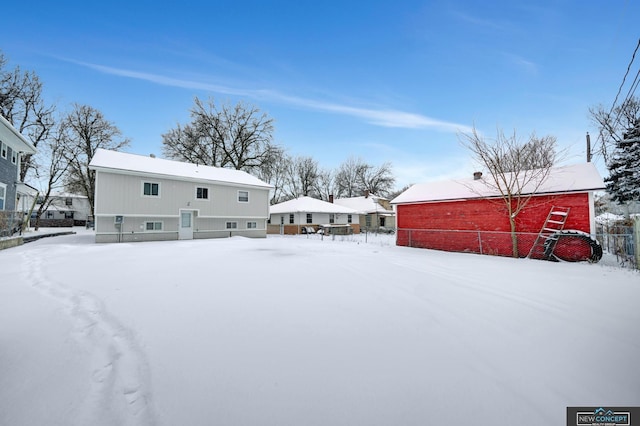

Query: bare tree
<box><xmin>316</xmin><ymin>169</ymin><xmax>336</xmax><ymax>201</ymax></box>
<box><xmin>358</xmin><ymin>162</ymin><xmax>395</xmax><ymax>198</ymax></box>
<box><xmin>589</xmin><ymin>97</ymin><xmax>640</xmax><ymax>163</ymax></box>
<box><xmin>62</xmin><ymin>104</ymin><xmax>130</xmax><ymax>216</ymax></box>
<box><xmin>255</xmin><ymin>146</ymin><xmax>290</xmax><ymax>204</ymax></box>
<box><xmin>460</xmin><ymin>127</ymin><xmax>560</xmax><ymax>257</ymax></box>
<box><xmin>163</xmin><ymin>97</ymin><xmax>279</xmax><ymax>174</ymax></box>
<box><xmin>334</xmin><ymin>157</ymin><xmax>396</xmax><ymax>198</ymax></box>
<box><xmin>0</xmin><ymin>51</ymin><xmax>56</xmax><ymax>181</ymax></box>
<box><xmin>283</xmin><ymin>156</ymin><xmax>320</xmax><ymax>199</ymax></box>
<box><xmin>161</xmin><ymin>122</ymin><xmax>217</xmax><ymax>165</ymax></box>
<box><xmin>31</xmin><ymin>126</ymin><xmax>72</xmax><ymax>230</ymax></box>
<box><xmin>335</xmin><ymin>157</ymin><xmax>368</xmax><ymax>197</ymax></box>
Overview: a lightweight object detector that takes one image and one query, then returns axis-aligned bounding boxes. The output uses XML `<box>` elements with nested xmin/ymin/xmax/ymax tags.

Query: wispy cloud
<box><xmin>450</xmin><ymin>10</ymin><xmax>508</xmax><ymax>32</ymax></box>
<box><xmin>502</xmin><ymin>53</ymin><xmax>538</xmax><ymax>74</ymax></box>
<box><xmin>74</xmin><ymin>61</ymin><xmax>473</xmax><ymax>134</ymax></box>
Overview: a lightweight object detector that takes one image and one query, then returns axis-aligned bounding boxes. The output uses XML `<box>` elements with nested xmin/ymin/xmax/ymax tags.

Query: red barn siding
<box><xmin>396</xmin><ymin>192</ymin><xmax>592</xmax><ymax>257</ymax></box>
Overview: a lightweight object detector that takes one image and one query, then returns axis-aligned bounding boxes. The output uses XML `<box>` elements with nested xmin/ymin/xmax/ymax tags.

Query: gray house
<box><xmin>0</xmin><ymin>114</ymin><xmax>37</xmax><ymax>234</ymax></box>
<box><xmin>89</xmin><ymin>149</ymin><xmax>273</xmax><ymax>243</ymax></box>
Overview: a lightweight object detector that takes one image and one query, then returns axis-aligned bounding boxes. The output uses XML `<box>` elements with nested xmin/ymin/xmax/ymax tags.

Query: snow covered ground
<box><xmin>1</xmin><ymin>228</ymin><xmax>638</xmax><ymax>426</ymax></box>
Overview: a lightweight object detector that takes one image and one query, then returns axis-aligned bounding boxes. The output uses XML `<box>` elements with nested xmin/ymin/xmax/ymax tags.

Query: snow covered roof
<box><xmin>0</xmin><ymin>113</ymin><xmax>37</xmax><ymax>155</ymax></box>
<box><xmin>334</xmin><ymin>195</ymin><xmax>394</xmax><ymax>215</ymax></box>
<box><xmin>50</xmin><ymin>192</ymin><xmax>88</xmax><ymax>199</ymax></box>
<box><xmin>391</xmin><ymin>163</ymin><xmax>605</xmax><ymax>205</ymax></box>
<box><xmin>595</xmin><ymin>212</ymin><xmax>625</xmax><ymax>224</ymax></box>
<box><xmin>89</xmin><ymin>149</ymin><xmax>273</xmax><ymax>189</ymax></box>
<box><xmin>270</xmin><ymin>196</ymin><xmax>359</xmax><ymax>215</ymax></box>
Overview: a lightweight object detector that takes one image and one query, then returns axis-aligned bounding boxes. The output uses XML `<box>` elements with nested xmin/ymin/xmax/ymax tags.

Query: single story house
<box><xmin>89</xmin><ymin>149</ymin><xmax>273</xmax><ymax>243</ymax></box>
<box><xmin>268</xmin><ymin>196</ymin><xmax>360</xmax><ymax>235</ymax></box>
<box><xmin>334</xmin><ymin>192</ymin><xmax>395</xmax><ymax>232</ymax></box>
<box><xmin>391</xmin><ymin>163</ymin><xmax>605</xmax><ymax>260</ymax></box>
<box><xmin>0</xmin><ymin>114</ymin><xmax>37</xmax><ymax>235</ymax></box>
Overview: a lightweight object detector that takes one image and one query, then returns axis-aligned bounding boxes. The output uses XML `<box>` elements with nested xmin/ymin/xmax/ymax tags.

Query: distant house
<box><xmin>0</xmin><ymin>114</ymin><xmax>37</xmax><ymax>235</ymax></box>
<box><xmin>391</xmin><ymin>163</ymin><xmax>605</xmax><ymax>259</ymax></box>
<box><xmin>89</xmin><ymin>149</ymin><xmax>273</xmax><ymax>243</ymax></box>
<box><xmin>268</xmin><ymin>196</ymin><xmax>360</xmax><ymax>235</ymax></box>
<box><xmin>334</xmin><ymin>191</ymin><xmax>395</xmax><ymax>232</ymax></box>
<box><xmin>31</xmin><ymin>193</ymin><xmax>92</xmax><ymax>227</ymax></box>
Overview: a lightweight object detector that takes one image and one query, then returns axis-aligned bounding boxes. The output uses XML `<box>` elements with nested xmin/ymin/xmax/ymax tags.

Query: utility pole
<box><xmin>586</xmin><ymin>132</ymin><xmax>592</xmax><ymax>162</ymax></box>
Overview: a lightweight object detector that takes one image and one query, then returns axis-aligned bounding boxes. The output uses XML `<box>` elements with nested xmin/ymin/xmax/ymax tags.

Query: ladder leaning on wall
<box><xmin>527</xmin><ymin>206</ymin><xmax>571</xmax><ymax>260</ymax></box>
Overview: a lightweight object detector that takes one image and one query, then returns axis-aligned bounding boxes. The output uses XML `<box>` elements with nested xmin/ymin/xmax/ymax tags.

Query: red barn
<box><xmin>391</xmin><ymin>163</ymin><xmax>605</xmax><ymax>260</ymax></box>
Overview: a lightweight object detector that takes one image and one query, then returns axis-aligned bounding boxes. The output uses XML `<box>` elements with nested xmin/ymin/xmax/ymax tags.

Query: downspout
<box><xmin>25</xmin><ymin>190</ymin><xmax>39</xmax><ymax>231</ymax></box>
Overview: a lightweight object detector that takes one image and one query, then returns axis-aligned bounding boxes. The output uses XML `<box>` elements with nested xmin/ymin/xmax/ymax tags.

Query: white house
<box><xmin>89</xmin><ymin>149</ymin><xmax>273</xmax><ymax>243</ymax></box>
<box><xmin>334</xmin><ymin>192</ymin><xmax>395</xmax><ymax>232</ymax></box>
<box><xmin>268</xmin><ymin>196</ymin><xmax>360</xmax><ymax>235</ymax></box>
<box><xmin>31</xmin><ymin>192</ymin><xmax>92</xmax><ymax>227</ymax></box>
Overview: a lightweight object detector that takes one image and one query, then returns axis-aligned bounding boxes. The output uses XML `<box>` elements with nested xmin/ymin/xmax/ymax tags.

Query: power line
<box><xmin>620</xmin><ymin>67</ymin><xmax>640</xmax><ymax>108</ymax></box>
<box><xmin>609</xmin><ymin>38</ymin><xmax>640</xmax><ymax>114</ymax></box>
<box><xmin>597</xmin><ymin>37</ymin><xmax>640</xmax><ymax>164</ymax></box>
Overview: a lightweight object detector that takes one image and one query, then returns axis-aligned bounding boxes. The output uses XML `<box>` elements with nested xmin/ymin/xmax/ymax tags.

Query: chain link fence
<box><xmin>596</xmin><ymin>222</ymin><xmax>637</xmax><ymax>269</ymax></box>
<box><xmin>0</xmin><ymin>211</ymin><xmax>24</xmax><ymax>238</ymax></box>
<box><xmin>396</xmin><ymin>228</ymin><xmax>606</xmax><ymax>264</ymax></box>
<box><xmin>288</xmin><ymin>226</ymin><xmax>638</xmax><ymax>269</ymax></box>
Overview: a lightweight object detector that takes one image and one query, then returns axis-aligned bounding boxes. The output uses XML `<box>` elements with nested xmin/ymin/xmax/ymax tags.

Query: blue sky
<box><xmin>2</xmin><ymin>0</ymin><xmax>638</xmax><ymax>189</ymax></box>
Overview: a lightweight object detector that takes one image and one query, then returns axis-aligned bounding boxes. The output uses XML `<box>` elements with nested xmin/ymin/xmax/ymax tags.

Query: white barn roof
<box><xmin>89</xmin><ymin>149</ymin><xmax>273</xmax><ymax>189</ymax></box>
<box><xmin>391</xmin><ymin>163</ymin><xmax>605</xmax><ymax>205</ymax></box>
<box><xmin>270</xmin><ymin>196</ymin><xmax>358</xmax><ymax>215</ymax></box>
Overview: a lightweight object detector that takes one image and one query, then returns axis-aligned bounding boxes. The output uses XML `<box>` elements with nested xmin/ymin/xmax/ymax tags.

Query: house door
<box><xmin>179</xmin><ymin>210</ymin><xmax>194</xmax><ymax>240</ymax></box>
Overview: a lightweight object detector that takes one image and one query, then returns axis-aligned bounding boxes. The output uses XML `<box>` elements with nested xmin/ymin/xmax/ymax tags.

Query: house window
<box><xmin>380</xmin><ymin>217</ymin><xmax>386</xmax><ymax>227</ymax></box>
<box><xmin>146</xmin><ymin>221</ymin><xmax>162</xmax><ymax>231</ymax></box>
<box><xmin>329</xmin><ymin>214</ymin><xmax>335</xmax><ymax>224</ymax></box>
<box><xmin>11</xmin><ymin>150</ymin><xmax>17</xmax><ymax>165</ymax></box>
<box><xmin>306</xmin><ymin>213</ymin><xmax>312</xmax><ymax>224</ymax></box>
<box><xmin>289</xmin><ymin>214</ymin><xmax>294</xmax><ymax>224</ymax></box>
<box><xmin>196</xmin><ymin>187</ymin><xmax>209</xmax><ymax>200</ymax></box>
<box><xmin>247</xmin><ymin>221</ymin><xmax>257</xmax><ymax>229</ymax></box>
<box><xmin>46</xmin><ymin>211</ymin><xmax>54</xmax><ymax>219</ymax></box>
<box><xmin>238</xmin><ymin>190</ymin><xmax>249</xmax><ymax>202</ymax></box>
<box><xmin>365</xmin><ymin>215</ymin><xmax>372</xmax><ymax>227</ymax></box>
<box><xmin>143</xmin><ymin>182</ymin><xmax>160</xmax><ymax>196</ymax></box>
<box><xmin>0</xmin><ymin>142</ymin><xmax>6</xmax><ymax>159</ymax></box>
<box><xmin>280</xmin><ymin>216</ymin><xmax>284</xmax><ymax>225</ymax></box>
<box><xmin>64</xmin><ymin>211</ymin><xmax>74</xmax><ymax>219</ymax></box>
<box><xmin>0</xmin><ymin>184</ymin><xmax>5</xmax><ymax>210</ymax></box>
<box><xmin>226</xmin><ymin>221</ymin><xmax>238</xmax><ymax>229</ymax></box>
<box><xmin>348</xmin><ymin>214</ymin><xmax>352</xmax><ymax>224</ymax></box>
<box><xmin>65</xmin><ymin>197</ymin><xmax>73</xmax><ymax>206</ymax></box>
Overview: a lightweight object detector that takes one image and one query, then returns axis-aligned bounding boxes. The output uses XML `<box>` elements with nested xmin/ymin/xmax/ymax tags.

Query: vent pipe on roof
<box><xmin>473</xmin><ymin>171</ymin><xmax>482</xmax><ymax>180</ymax></box>
<box><xmin>364</xmin><ymin>189</ymin><xmax>370</xmax><ymax>198</ymax></box>
<box><xmin>329</xmin><ymin>194</ymin><xmax>334</xmax><ymax>203</ymax></box>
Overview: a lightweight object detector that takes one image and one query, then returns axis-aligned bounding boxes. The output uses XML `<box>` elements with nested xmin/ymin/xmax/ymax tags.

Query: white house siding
<box><xmin>94</xmin><ymin>171</ymin><xmax>270</xmax><ymax>243</ymax></box>
<box><xmin>269</xmin><ymin>212</ymin><xmax>355</xmax><ymax>226</ymax></box>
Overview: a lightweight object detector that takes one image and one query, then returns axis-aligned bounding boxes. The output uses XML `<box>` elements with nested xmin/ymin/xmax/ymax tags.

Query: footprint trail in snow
<box><xmin>21</xmin><ymin>247</ymin><xmax>156</xmax><ymax>426</ymax></box>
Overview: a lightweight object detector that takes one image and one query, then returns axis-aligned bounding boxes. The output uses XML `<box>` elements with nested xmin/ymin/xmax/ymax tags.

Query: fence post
<box><xmin>478</xmin><ymin>231</ymin><xmax>483</xmax><ymax>254</ymax></box>
<box><xmin>634</xmin><ymin>217</ymin><xmax>640</xmax><ymax>269</ymax></box>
